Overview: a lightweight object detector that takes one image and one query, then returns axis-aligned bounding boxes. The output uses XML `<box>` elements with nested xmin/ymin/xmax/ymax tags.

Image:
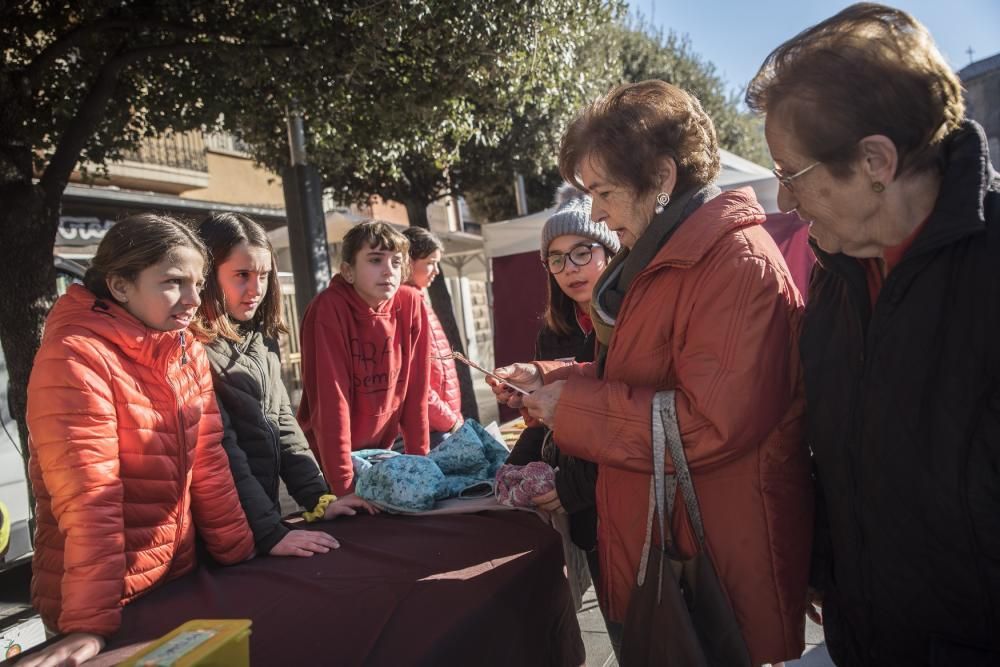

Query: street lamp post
<box><xmin>282</xmin><ymin>108</ymin><xmax>330</xmax><ymax>321</ymax></box>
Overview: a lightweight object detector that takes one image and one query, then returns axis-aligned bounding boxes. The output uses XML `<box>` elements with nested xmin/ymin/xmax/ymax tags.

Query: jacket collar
<box><xmin>814</xmin><ymin>120</ymin><xmax>997</xmax><ymax>276</ymax></box>
<box><xmin>643</xmin><ymin>187</ymin><xmax>767</xmax><ymax>272</ymax></box>
<box><xmin>46</xmin><ymin>284</ymin><xmax>186</xmax><ymax>371</ymax></box>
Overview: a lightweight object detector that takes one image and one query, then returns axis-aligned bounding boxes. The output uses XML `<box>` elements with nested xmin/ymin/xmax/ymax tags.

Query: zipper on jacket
<box><xmin>165</xmin><ymin>363</ymin><xmax>189</xmax><ymax>577</ymax></box>
<box><xmin>180</xmin><ymin>331</ymin><xmax>188</xmax><ymax>365</ymax></box>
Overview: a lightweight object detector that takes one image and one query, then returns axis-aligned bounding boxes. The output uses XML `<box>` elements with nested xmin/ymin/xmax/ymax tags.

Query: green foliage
<box><xmin>613</xmin><ymin>16</ymin><xmax>769</xmax><ymax>168</ymax></box>
<box><xmin>459</xmin><ymin>18</ymin><xmax>769</xmax><ymax>220</ymax></box>
<box><xmin>230</xmin><ymin>1</ymin><xmax>625</xmax><ymax>219</ymax></box>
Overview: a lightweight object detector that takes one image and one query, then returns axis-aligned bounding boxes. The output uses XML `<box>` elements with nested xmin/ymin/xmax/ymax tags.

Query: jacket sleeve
<box><xmin>426</xmin><ymin>383</ymin><xmax>461</xmax><ymax>433</ymax></box>
<box><xmin>554</xmin><ymin>454</ymin><xmax>598</xmax><ymax>515</ymax></box>
<box><xmin>216</xmin><ymin>397</ymin><xmax>289</xmax><ymax>555</ymax></box>
<box><xmin>27</xmin><ymin>340</ymin><xmax>125</xmax><ymax>637</ymax></box>
<box><xmin>401</xmin><ymin>297</ymin><xmax>431</xmax><ymax>455</ymax></box>
<box><xmin>552</xmin><ymin>255</ymin><xmax>796</xmax><ymax>475</ymax></box>
<box><xmin>271</xmin><ymin>348</ymin><xmax>329</xmax><ymax>511</ymax></box>
<box><xmin>298</xmin><ymin>297</ymin><xmax>356</xmax><ymax>495</ymax></box>
<box><xmin>188</xmin><ymin>351</ymin><xmax>255</xmax><ymax>564</ymax></box>
<box><xmin>506</xmin><ymin>426</ymin><xmax>547</xmax><ymax>465</ymax></box>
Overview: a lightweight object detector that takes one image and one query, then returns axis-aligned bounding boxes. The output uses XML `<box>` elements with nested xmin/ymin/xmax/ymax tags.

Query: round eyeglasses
<box><xmin>545</xmin><ymin>242</ymin><xmax>604</xmax><ymax>275</ymax></box>
<box><xmin>772</xmin><ymin>160</ymin><xmax>820</xmax><ymax>192</ymax></box>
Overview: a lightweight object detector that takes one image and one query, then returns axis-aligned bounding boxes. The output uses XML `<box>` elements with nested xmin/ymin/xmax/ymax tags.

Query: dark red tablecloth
<box><xmin>13</xmin><ymin>510</ymin><xmax>584</xmax><ymax>667</ymax></box>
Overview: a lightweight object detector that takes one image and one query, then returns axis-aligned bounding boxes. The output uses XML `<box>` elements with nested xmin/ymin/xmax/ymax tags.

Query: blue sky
<box><xmin>638</xmin><ymin>0</ymin><xmax>1000</xmax><ymax>99</ymax></box>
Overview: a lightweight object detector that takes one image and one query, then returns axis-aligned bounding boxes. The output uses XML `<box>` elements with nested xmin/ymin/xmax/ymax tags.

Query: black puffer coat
<box><xmin>802</xmin><ymin>121</ymin><xmax>1000</xmax><ymax>666</ymax></box>
<box><xmin>507</xmin><ymin>323</ymin><xmax>598</xmax><ymax>550</ymax></box>
<box><xmin>206</xmin><ymin>329</ymin><xmax>328</xmax><ymax>554</ymax></box>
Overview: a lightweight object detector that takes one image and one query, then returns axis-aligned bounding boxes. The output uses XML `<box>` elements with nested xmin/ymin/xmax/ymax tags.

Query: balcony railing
<box><xmin>120</xmin><ymin>132</ymin><xmax>207</xmax><ymax>172</ymax></box>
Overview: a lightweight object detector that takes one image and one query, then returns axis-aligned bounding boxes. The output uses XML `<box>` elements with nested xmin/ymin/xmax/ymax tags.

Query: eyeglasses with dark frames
<box><xmin>544</xmin><ymin>242</ymin><xmax>604</xmax><ymax>275</ymax></box>
<box><xmin>772</xmin><ymin>161</ymin><xmax>820</xmax><ymax>192</ymax></box>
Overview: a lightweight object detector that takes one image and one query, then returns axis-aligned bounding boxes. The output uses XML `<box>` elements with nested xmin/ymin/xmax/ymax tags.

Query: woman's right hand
<box><xmin>17</xmin><ymin>632</ymin><xmax>104</xmax><ymax>667</ymax></box>
<box><xmin>269</xmin><ymin>529</ymin><xmax>339</xmax><ymax>557</ymax></box>
<box><xmin>488</xmin><ymin>363</ymin><xmax>542</xmax><ymax>408</ymax></box>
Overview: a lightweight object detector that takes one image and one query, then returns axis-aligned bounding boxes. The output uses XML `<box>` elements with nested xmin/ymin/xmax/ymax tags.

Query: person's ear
<box><xmin>858</xmin><ymin>135</ymin><xmax>898</xmax><ymax>186</ymax></box>
<box><xmin>655</xmin><ymin>156</ymin><xmax>678</xmax><ymax>195</ymax></box>
<box><xmin>340</xmin><ymin>262</ymin><xmax>354</xmax><ymax>284</ymax></box>
<box><xmin>106</xmin><ymin>274</ymin><xmax>132</xmax><ymax>303</ymax></box>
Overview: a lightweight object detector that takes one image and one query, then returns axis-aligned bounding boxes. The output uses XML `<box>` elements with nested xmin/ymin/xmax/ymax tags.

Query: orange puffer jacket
<box><xmin>423</xmin><ymin>290</ymin><xmax>462</xmax><ymax>431</ymax></box>
<box><xmin>27</xmin><ymin>284</ymin><xmax>254</xmax><ymax>637</ymax></box>
<box><xmin>542</xmin><ymin>189</ymin><xmax>813</xmax><ymax>664</ymax></box>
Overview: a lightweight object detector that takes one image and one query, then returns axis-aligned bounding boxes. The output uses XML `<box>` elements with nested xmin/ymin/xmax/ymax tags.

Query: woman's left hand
<box><xmin>532</xmin><ymin>489</ymin><xmax>565</xmax><ymax>514</ymax></box>
<box><xmin>324</xmin><ymin>493</ymin><xmax>380</xmax><ymax>520</ymax></box>
<box><xmin>522</xmin><ymin>380</ymin><xmax>565</xmax><ymax>426</ymax></box>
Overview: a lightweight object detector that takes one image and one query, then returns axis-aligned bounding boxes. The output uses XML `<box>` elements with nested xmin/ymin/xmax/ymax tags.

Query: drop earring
<box><xmin>654</xmin><ymin>192</ymin><xmax>671</xmax><ymax>215</ymax></box>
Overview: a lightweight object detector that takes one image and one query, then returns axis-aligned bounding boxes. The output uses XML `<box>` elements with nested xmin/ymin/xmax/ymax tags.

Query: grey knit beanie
<box><xmin>540</xmin><ymin>183</ymin><xmax>621</xmax><ymax>259</ymax></box>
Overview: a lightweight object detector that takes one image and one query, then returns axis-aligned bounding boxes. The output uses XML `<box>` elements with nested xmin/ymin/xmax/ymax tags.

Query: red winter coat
<box><xmin>297</xmin><ymin>276</ymin><xmax>430</xmax><ymax>495</ymax></box>
<box><xmin>541</xmin><ymin>189</ymin><xmax>813</xmax><ymax>664</ymax></box>
<box><xmin>422</xmin><ymin>290</ymin><xmax>462</xmax><ymax>432</ymax></box>
<box><xmin>27</xmin><ymin>285</ymin><xmax>254</xmax><ymax>637</ymax></box>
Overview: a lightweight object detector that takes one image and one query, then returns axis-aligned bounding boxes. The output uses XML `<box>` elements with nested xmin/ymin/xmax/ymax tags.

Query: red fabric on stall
<box><xmin>18</xmin><ymin>512</ymin><xmax>584</xmax><ymax>667</ymax></box>
<box><xmin>491</xmin><ymin>252</ymin><xmax>548</xmax><ymax>421</ymax></box>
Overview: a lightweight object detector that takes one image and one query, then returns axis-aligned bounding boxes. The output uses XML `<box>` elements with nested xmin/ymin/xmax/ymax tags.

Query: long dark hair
<box><xmin>191</xmin><ymin>212</ymin><xmax>287</xmax><ymax>341</ymax></box>
<box><xmin>84</xmin><ymin>214</ymin><xmax>207</xmax><ymax>302</ymax></box>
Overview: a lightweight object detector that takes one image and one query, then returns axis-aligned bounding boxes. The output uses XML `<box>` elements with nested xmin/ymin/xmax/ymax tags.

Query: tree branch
<box><xmin>37</xmin><ymin>41</ymin><xmax>129</xmax><ymax>197</ymax></box>
<box><xmin>37</xmin><ymin>37</ymin><xmax>297</xmax><ymax>196</ymax></box>
<box><xmin>24</xmin><ymin>17</ymin><xmax>133</xmax><ymax>89</ymax></box>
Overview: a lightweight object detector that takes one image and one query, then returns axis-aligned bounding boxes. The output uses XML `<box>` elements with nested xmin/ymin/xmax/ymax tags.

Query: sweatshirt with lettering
<box><xmin>297</xmin><ymin>274</ymin><xmax>430</xmax><ymax>494</ymax></box>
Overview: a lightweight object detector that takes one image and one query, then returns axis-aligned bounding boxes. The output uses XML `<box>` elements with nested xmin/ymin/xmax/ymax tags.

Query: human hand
<box><xmin>324</xmin><ymin>493</ymin><xmax>380</xmax><ymax>519</ymax></box>
<box><xmin>520</xmin><ymin>408</ymin><xmax>543</xmax><ymax>429</ymax></box>
<box><xmin>531</xmin><ymin>489</ymin><xmax>565</xmax><ymax>514</ymax></box>
<box><xmin>521</xmin><ymin>381</ymin><xmax>565</xmax><ymax>426</ymax></box>
<box><xmin>269</xmin><ymin>529</ymin><xmax>339</xmax><ymax>557</ymax></box>
<box><xmin>806</xmin><ymin>587</ymin><xmax>824</xmax><ymax>625</ymax></box>
<box><xmin>17</xmin><ymin>632</ymin><xmax>104</xmax><ymax>667</ymax></box>
<box><xmin>487</xmin><ymin>363</ymin><xmax>542</xmax><ymax>408</ymax></box>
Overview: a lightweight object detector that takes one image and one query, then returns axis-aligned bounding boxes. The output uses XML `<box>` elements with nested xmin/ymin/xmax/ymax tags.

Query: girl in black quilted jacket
<box><xmin>193</xmin><ymin>212</ymin><xmax>376</xmax><ymax>558</ymax></box>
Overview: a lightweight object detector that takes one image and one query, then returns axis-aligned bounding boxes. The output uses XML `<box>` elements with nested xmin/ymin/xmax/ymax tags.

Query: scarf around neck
<box><xmin>590</xmin><ymin>184</ymin><xmax>721</xmax><ymax>372</ymax></box>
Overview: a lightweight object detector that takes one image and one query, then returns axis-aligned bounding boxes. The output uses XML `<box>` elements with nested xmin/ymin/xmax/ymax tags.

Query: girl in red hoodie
<box><xmin>24</xmin><ymin>214</ymin><xmax>254</xmax><ymax>666</ymax></box>
<box><xmin>297</xmin><ymin>222</ymin><xmax>431</xmax><ymax>495</ymax></box>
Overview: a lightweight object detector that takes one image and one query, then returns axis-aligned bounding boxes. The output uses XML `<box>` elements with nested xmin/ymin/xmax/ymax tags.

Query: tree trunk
<box><xmin>0</xmin><ymin>178</ymin><xmax>60</xmax><ymax>522</ymax></box>
<box><xmin>402</xmin><ymin>198</ymin><xmax>480</xmax><ymax>421</ymax></box>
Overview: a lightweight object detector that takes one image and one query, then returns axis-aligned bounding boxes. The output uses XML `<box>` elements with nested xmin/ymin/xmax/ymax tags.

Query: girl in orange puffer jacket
<box><xmin>24</xmin><ymin>214</ymin><xmax>254</xmax><ymax>666</ymax></box>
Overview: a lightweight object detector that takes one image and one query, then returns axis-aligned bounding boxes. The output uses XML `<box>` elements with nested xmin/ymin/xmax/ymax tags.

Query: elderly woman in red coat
<box><xmin>492</xmin><ymin>80</ymin><xmax>813</xmax><ymax>665</ymax></box>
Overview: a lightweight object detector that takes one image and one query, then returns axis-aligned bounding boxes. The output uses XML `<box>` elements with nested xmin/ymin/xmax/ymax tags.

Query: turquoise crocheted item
<box><xmin>355</xmin><ymin>419</ymin><xmax>509</xmax><ymax>512</ymax></box>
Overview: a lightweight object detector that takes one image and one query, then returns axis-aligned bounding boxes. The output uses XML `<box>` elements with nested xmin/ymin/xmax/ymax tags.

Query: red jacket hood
<box><xmin>326</xmin><ymin>274</ymin><xmax>423</xmax><ymax>320</ymax></box>
<box><xmin>645</xmin><ymin>187</ymin><xmax>766</xmax><ymax>272</ymax></box>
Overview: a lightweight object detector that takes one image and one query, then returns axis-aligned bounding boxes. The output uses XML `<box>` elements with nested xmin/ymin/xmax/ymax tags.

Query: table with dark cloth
<box><xmin>11</xmin><ymin>510</ymin><xmax>584</xmax><ymax>667</ymax></box>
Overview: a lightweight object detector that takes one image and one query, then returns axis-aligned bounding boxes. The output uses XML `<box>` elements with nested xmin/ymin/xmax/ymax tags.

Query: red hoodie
<box><xmin>298</xmin><ymin>275</ymin><xmax>430</xmax><ymax>494</ymax></box>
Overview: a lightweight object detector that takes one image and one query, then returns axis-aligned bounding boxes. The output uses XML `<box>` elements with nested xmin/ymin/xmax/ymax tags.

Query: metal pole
<box><xmin>513</xmin><ymin>174</ymin><xmax>528</xmax><ymax>216</ymax></box>
<box><xmin>282</xmin><ymin>107</ymin><xmax>330</xmax><ymax>320</ymax></box>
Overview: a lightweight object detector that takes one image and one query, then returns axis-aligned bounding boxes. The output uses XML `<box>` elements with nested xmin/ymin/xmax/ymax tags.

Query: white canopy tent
<box><xmin>483</xmin><ymin>149</ymin><xmax>778</xmax><ymax>259</ymax></box>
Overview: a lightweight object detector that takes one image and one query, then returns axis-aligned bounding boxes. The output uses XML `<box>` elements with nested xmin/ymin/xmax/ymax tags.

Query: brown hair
<box><xmin>190</xmin><ymin>212</ymin><xmax>287</xmax><ymax>342</ymax></box>
<box><xmin>340</xmin><ymin>221</ymin><xmax>410</xmax><ymax>274</ymax></box>
<box><xmin>745</xmin><ymin>2</ymin><xmax>964</xmax><ymax>179</ymax></box>
<box><xmin>559</xmin><ymin>80</ymin><xmax>721</xmax><ymax>197</ymax></box>
<box><xmin>402</xmin><ymin>226</ymin><xmax>444</xmax><ymax>260</ymax></box>
<box><xmin>542</xmin><ymin>244</ymin><xmax>613</xmax><ymax>337</ymax></box>
<box><xmin>84</xmin><ymin>213</ymin><xmax>207</xmax><ymax>301</ymax></box>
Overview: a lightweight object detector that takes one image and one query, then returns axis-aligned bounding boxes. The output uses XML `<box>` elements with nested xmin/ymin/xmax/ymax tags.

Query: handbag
<box><xmin>620</xmin><ymin>391</ymin><xmax>751</xmax><ymax>667</ymax></box>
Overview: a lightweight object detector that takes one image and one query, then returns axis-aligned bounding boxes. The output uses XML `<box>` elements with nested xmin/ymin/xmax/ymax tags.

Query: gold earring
<box><xmin>872</xmin><ymin>181</ymin><xmax>885</xmax><ymax>193</ymax></box>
